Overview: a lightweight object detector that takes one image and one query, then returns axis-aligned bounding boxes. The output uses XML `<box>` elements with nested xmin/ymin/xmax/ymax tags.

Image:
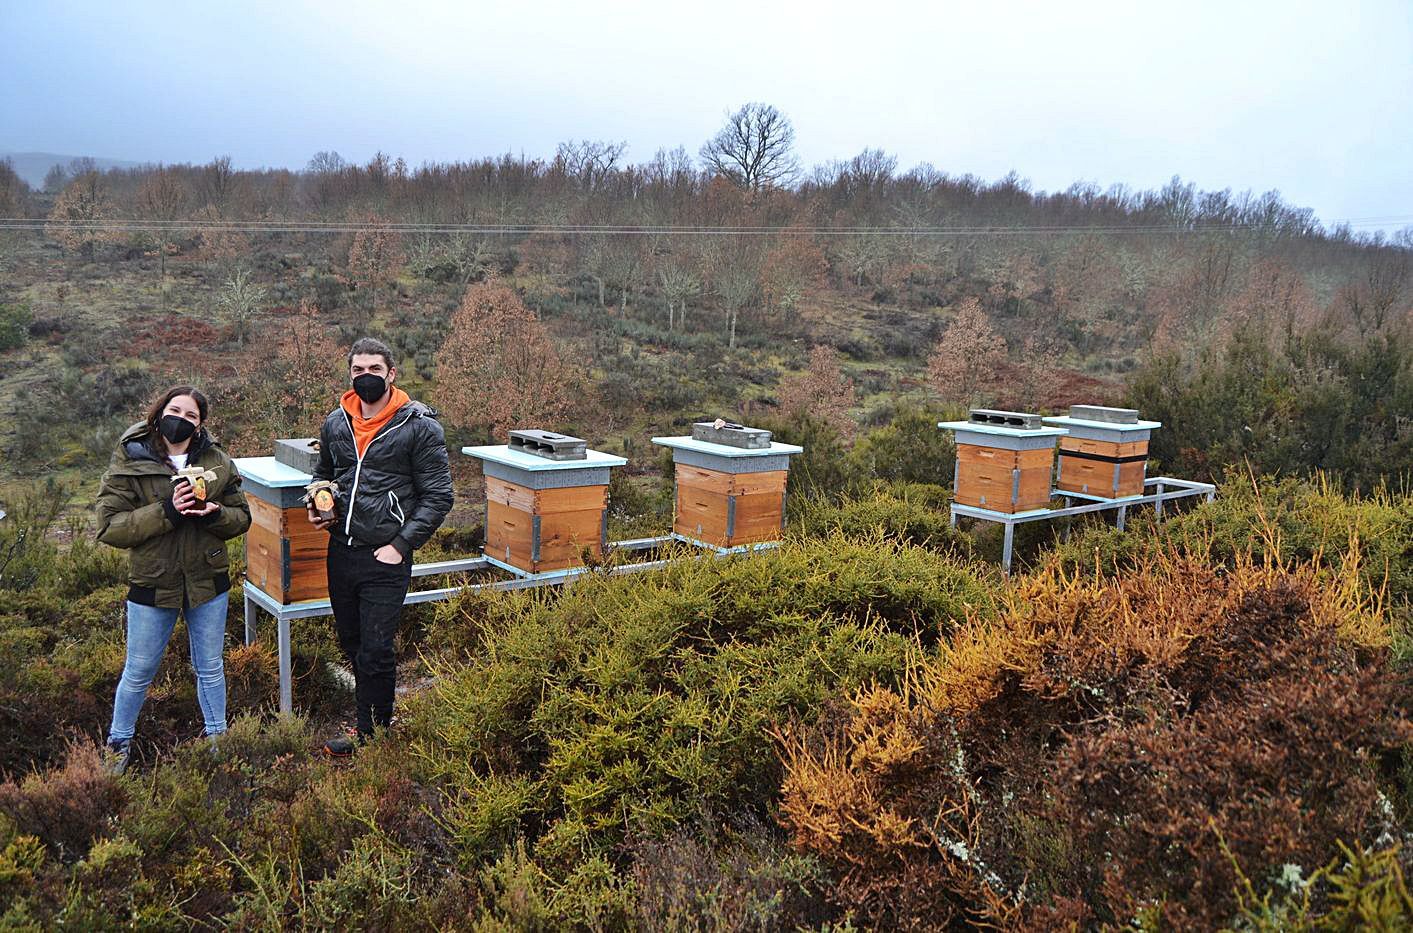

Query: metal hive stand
<box><xmin>950</xmin><ymin>476</ymin><xmax>1216</xmax><ymax>574</ymax></box>
<box><xmin>243</xmin><ymin>535</ymin><xmax>672</xmax><ymax>714</ymax></box>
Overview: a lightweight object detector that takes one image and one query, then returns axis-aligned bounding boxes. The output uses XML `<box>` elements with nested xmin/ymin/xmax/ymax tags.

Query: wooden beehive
<box><xmin>464</xmin><ymin>438</ymin><xmax>626</xmax><ymax>575</ymax></box>
<box><xmin>940</xmin><ymin>410</ymin><xmax>1068</xmax><ymax>514</ymax></box>
<box><xmin>234</xmin><ymin>454</ymin><xmax>330</xmax><ymax>604</ymax></box>
<box><xmin>653</xmin><ymin>428</ymin><xmax>803</xmax><ymax>551</ymax></box>
<box><xmin>1044</xmin><ymin>406</ymin><xmax>1161</xmax><ymax>499</ymax></box>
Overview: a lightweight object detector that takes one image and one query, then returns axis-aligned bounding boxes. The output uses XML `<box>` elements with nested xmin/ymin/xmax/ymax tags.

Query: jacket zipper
<box><xmin>342</xmin><ymin>408</ymin><xmax>415</xmax><ymax>545</ymax></box>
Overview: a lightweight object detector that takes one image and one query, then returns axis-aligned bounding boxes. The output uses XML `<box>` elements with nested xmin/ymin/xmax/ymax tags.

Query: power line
<box><xmin>4</xmin><ymin>217</ymin><xmax>1409</xmax><ymax>237</ymax></box>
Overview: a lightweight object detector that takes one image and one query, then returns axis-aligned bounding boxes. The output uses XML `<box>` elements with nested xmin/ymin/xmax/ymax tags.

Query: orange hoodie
<box><xmin>341</xmin><ymin>386</ymin><xmax>412</xmax><ymax>457</ymax></box>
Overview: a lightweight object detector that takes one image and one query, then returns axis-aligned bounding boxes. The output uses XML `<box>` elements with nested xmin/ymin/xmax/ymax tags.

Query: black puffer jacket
<box><xmin>312</xmin><ymin>398</ymin><xmax>454</xmax><ymax>556</ymax></box>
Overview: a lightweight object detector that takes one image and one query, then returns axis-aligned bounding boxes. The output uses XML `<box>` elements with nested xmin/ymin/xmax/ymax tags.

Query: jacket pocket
<box><xmin>204</xmin><ymin>543</ymin><xmax>230</xmax><ymax>572</ymax></box>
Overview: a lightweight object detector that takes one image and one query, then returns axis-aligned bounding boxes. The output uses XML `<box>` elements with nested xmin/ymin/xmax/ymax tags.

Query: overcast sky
<box><xmin>3</xmin><ymin>0</ymin><xmax>1410</xmax><ymax>230</ymax></box>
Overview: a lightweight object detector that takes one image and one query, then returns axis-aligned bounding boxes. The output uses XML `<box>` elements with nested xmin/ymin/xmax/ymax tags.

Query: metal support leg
<box><xmin>1154</xmin><ymin>482</ymin><xmax>1165</xmax><ymax>522</ymax></box>
<box><xmin>949</xmin><ymin>507</ymin><xmax>958</xmax><ymax>529</ymax></box>
<box><xmin>243</xmin><ymin>592</ymin><xmax>257</xmax><ymax>646</ymax></box>
<box><xmin>277</xmin><ymin>615</ymin><xmax>292</xmax><ymax>715</ymax></box>
<box><xmin>1117</xmin><ymin>505</ymin><xmax>1127</xmax><ymax>532</ymax></box>
<box><xmin>1001</xmin><ymin>522</ymin><xmax>1015</xmax><ymax>576</ymax></box>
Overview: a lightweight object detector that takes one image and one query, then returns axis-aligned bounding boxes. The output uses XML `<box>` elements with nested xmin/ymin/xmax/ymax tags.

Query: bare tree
<box><xmin>346</xmin><ymin>217</ymin><xmax>406</xmax><ymax>324</ymax></box>
<box><xmin>657</xmin><ymin>261</ymin><xmax>701</xmax><ymax>331</ymax></box>
<box><xmin>136</xmin><ymin>167</ymin><xmax>190</xmax><ymax>309</ymax></box>
<box><xmin>305</xmin><ymin>150</ymin><xmax>347</xmax><ymax>175</ymax></box>
<box><xmin>199</xmin><ymin>156</ymin><xmax>237</xmax><ymax>210</ymax></box>
<box><xmin>42</xmin><ymin>163</ymin><xmax>68</xmax><ymax>193</ymax></box>
<box><xmin>835</xmin><ymin>234</ymin><xmax>888</xmax><ymax>287</ymax></box>
<box><xmin>448</xmin><ymin>233</ymin><xmax>495</xmax><ymax>285</ymax></box>
<box><xmin>0</xmin><ymin>159</ymin><xmax>26</xmax><ymax>220</ymax></box>
<box><xmin>47</xmin><ymin>172</ymin><xmax>115</xmax><ymax>260</ymax></box>
<box><xmin>604</xmin><ymin>239</ymin><xmax>644</xmax><ymax>315</ymax></box>
<box><xmin>700</xmin><ymin>103</ymin><xmax>800</xmax><ymax>193</ymax></box>
<box><xmin>554</xmin><ymin>140</ymin><xmax>628</xmax><ymax>192</ymax></box>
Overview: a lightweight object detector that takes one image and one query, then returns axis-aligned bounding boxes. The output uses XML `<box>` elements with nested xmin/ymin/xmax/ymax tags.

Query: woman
<box><xmin>96</xmin><ymin>386</ymin><xmax>251</xmax><ymax>773</ymax></box>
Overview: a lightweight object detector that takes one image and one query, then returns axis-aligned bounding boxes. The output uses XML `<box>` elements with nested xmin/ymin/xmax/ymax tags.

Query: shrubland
<box><xmin>0</xmin><ymin>473</ymin><xmax>1409</xmax><ymax>929</ymax></box>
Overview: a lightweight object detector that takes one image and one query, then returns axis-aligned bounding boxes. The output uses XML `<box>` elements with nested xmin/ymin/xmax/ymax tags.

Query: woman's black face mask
<box><xmin>159</xmin><ymin>414</ymin><xmax>197</xmax><ymax>444</ymax></box>
<box><xmin>352</xmin><ymin>373</ymin><xmax>387</xmax><ymax>404</ymax></box>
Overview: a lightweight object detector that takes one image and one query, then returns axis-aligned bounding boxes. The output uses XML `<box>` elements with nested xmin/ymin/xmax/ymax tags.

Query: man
<box><xmin>309</xmin><ymin>337</ymin><xmax>454</xmax><ymax>755</ymax></box>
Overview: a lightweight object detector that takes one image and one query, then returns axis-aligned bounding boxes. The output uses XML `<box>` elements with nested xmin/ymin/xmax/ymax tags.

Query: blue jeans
<box><xmin>108</xmin><ymin>593</ymin><xmax>228</xmax><ymax>743</ymax></box>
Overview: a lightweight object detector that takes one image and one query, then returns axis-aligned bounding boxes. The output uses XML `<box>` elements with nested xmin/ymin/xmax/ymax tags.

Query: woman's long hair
<box><xmin>143</xmin><ymin>385</ymin><xmax>209</xmax><ymax>456</ymax></box>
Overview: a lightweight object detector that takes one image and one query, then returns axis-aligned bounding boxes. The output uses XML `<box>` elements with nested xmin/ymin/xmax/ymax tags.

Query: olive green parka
<box><xmin>96</xmin><ymin>421</ymin><xmax>252</xmax><ymax>609</ymax></box>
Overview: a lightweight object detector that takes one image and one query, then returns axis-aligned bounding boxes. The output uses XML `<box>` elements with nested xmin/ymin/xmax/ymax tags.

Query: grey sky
<box><xmin>3</xmin><ymin>0</ymin><xmax>1410</xmax><ymax>229</ymax></box>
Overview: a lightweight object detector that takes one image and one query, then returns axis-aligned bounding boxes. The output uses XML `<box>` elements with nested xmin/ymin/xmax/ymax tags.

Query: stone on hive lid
<box><xmin>1069</xmin><ymin>405</ymin><xmax>1139</xmax><ymax>425</ymax></box>
<box><xmin>691</xmin><ymin>420</ymin><xmax>773</xmax><ymax>449</ymax></box>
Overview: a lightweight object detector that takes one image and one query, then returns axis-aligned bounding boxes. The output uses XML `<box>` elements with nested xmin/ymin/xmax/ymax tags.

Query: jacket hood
<box><xmin>111</xmin><ymin>421</ymin><xmax>221</xmax><ymax>475</ymax></box>
<box><xmin>330</xmin><ymin>396</ymin><xmax>437</xmax><ymax>425</ymax></box>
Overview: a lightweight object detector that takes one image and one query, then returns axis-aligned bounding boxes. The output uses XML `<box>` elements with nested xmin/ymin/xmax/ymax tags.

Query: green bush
<box><xmin>1129</xmin><ymin>325</ymin><xmax>1413</xmax><ymax>489</ymax></box>
<box><xmin>411</xmin><ymin>535</ymin><xmax>993</xmax><ymax>865</ymax></box>
<box><xmin>792</xmin><ymin>480</ymin><xmax>975</xmax><ymax>559</ymax></box>
<box><xmin>0</xmin><ymin>302</ymin><xmax>31</xmax><ymax>352</ymax></box>
<box><xmin>846</xmin><ymin>406</ymin><xmax>960</xmax><ymax>487</ymax></box>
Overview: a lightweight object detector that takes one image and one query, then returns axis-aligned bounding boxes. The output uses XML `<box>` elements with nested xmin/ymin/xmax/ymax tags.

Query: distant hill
<box><xmin>1</xmin><ymin>151</ymin><xmax>145</xmax><ymax>189</ymax></box>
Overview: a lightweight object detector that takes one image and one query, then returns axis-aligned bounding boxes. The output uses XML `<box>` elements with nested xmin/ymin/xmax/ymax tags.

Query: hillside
<box><xmin>0</xmin><ymin>152</ymin><xmax>1409</xmax><ymax>510</ymax></box>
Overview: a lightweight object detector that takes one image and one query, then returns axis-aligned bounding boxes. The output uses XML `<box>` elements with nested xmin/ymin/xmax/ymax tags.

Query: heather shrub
<box><xmin>630</xmin><ymin>820</ymin><xmax>830</xmax><ymax>930</ymax></box>
<box><xmin>0</xmin><ymin>742</ymin><xmax>127</xmax><ymax>862</ymax></box>
<box><xmin>777</xmin><ymin>551</ymin><xmax>1412</xmax><ymax>928</ymax></box>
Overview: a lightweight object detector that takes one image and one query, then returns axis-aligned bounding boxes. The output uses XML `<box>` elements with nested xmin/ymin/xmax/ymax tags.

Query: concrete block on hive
<box><xmin>273</xmin><ymin>437</ymin><xmax>321</xmax><ymax>475</ymax></box>
<box><xmin>653</xmin><ymin>428</ymin><xmax>803</xmax><ymax>550</ymax></box>
<box><xmin>464</xmin><ymin>432</ymin><xmax>627</xmax><ymax>575</ymax></box>
<box><xmin>507</xmin><ymin>429</ymin><xmax>587</xmax><ymax>461</ymax></box>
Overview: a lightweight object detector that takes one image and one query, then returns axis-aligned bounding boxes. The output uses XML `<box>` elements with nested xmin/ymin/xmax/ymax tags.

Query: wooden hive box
<box><xmin>233</xmin><ymin>454</ymin><xmax>329</xmax><ymax>604</ymax></box>
<box><xmin>463</xmin><ymin>439</ymin><xmax>626</xmax><ymax>575</ymax></box>
<box><xmin>1044</xmin><ymin>406</ymin><xmax>1161</xmax><ymax>499</ymax></box>
<box><xmin>939</xmin><ymin>410</ymin><xmax>1068</xmax><ymax>514</ymax></box>
<box><xmin>652</xmin><ymin>428</ymin><xmax>803</xmax><ymax>551</ymax></box>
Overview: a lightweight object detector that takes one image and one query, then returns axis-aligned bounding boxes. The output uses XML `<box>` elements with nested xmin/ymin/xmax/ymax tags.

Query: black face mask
<box><xmin>352</xmin><ymin>373</ymin><xmax>388</xmax><ymax>404</ymax></box>
<box><xmin>158</xmin><ymin>414</ymin><xmax>198</xmax><ymax>444</ymax></box>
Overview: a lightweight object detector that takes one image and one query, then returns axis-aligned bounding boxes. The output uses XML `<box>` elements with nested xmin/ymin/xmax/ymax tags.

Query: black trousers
<box><xmin>327</xmin><ymin>538</ymin><xmax>412</xmax><ymax>734</ymax></box>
